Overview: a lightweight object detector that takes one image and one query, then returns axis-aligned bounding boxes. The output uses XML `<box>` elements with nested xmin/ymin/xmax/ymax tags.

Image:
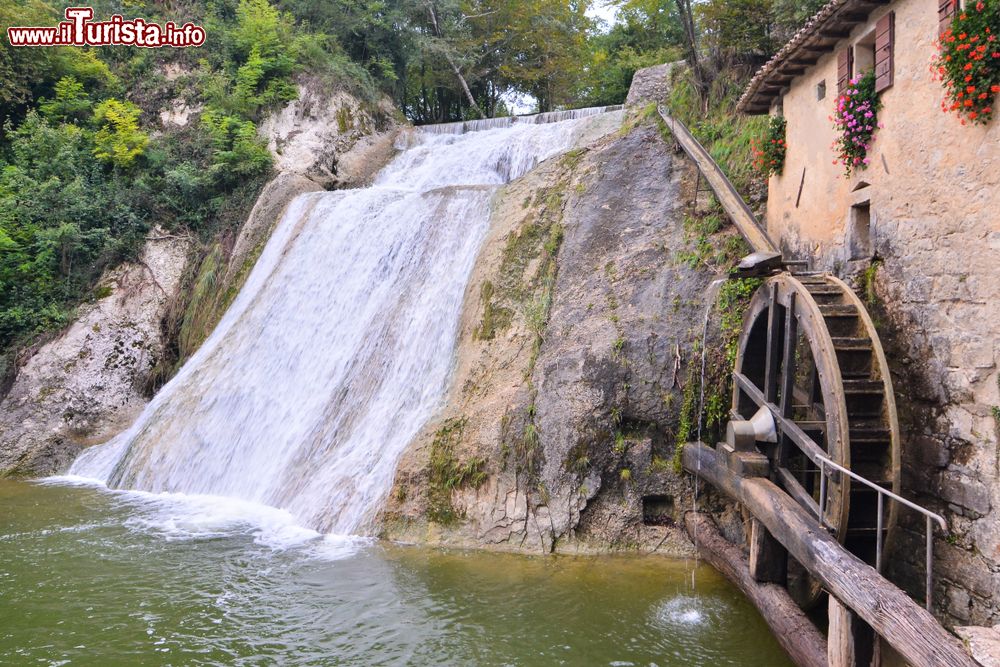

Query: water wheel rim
<box><xmin>733</xmin><ymin>273</ymin><xmax>852</xmax><ymax>538</ymax></box>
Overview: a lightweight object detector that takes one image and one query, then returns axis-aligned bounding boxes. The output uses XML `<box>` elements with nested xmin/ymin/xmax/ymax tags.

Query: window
<box><xmin>854</xmin><ymin>30</ymin><xmax>877</xmax><ymax>76</ymax></box>
<box><xmin>841</xmin><ymin>12</ymin><xmax>895</xmax><ymax>94</ymax></box>
<box><xmin>817</xmin><ymin>80</ymin><xmax>827</xmax><ymax>100</ymax></box>
<box><xmin>848</xmin><ymin>201</ymin><xmax>872</xmax><ymax>260</ymax></box>
<box><xmin>939</xmin><ymin>0</ymin><xmax>959</xmax><ymax>33</ymax></box>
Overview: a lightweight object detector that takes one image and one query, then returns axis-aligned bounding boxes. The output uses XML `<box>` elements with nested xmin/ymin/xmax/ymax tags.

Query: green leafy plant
<box><xmin>92</xmin><ymin>98</ymin><xmax>148</xmax><ymax>168</ymax></box>
<box><xmin>428</xmin><ymin>417</ymin><xmax>487</xmax><ymax>524</ymax></box>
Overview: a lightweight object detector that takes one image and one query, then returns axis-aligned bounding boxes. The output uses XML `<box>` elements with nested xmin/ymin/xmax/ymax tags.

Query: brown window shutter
<box><xmin>837</xmin><ymin>48</ymin><xmax>854</xmax><ymax>95</ymax></box>
<box><xmin>939</xmin><ymin>0</ymin><xmax>958</xmax><ymax>34</ymax></box>
<box><xmin>875</xmin><ymin>11</ymin><xmax>894</xmax><ymax>92</ymax></box>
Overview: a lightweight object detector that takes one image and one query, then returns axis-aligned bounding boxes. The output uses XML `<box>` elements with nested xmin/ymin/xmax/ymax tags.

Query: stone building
<box><xmin>738</xmin><ymin>0</ymin><xmax>999</xmax><ymax>626</ymax></box>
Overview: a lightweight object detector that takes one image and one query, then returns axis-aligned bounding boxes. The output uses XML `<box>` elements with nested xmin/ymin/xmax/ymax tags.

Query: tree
<box><xmin>698</xmin><ymin>0</ymin><xmax>776</xmax><ymax>64</ymax></box>
<box><xmin>92</xmin><ymin>99</ymin><xmax>148</xmax><ymax>168</ymax></box>
<box><xmin>39</xmin><ymin>77</ymin><xmax>92</xmax><ymax>123</ymax></box>
<box><xmin>424</xmin><ymin>0</ymin><xmax>484</xmax><ymax>116</ymax></box>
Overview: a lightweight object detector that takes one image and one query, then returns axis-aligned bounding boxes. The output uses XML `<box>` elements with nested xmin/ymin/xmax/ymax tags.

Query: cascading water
<box><xmin>418</xmin><ymin>104</ymin><xmax>623</xmax><ymax>135</ymax></box>
<box><xmin>70</xmin><ymin>107</ymin><xmax>622</xmax><ymax>536</ymax></box>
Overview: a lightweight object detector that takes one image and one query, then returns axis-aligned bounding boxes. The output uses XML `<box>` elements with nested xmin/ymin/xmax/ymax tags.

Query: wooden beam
<box><xmin>838</xmin><ymin>11</ymin><xmax>870</xmax><ymax>22</ymax></box>
<box><xmin>764</xmin><ymin>284</ymin><xmax>782</xmax><ymax>403</ymax></box>
<box><xmin>776</xmin><ymin>66</ymin><xmax>807</xmax><ymax>76</ymax></box>
<box><xmin>749</xmin><ymin>518</ymin><xmax>788</xmax><ymax>584</ymax></box>
<box><xmin>682</xmin><ymin>443</ymin><xmax>977</xmax><ymax>667</ymax></box>
<box><xmin>819</xmin><ymin>27</ymin><xmax>854</xmax><ymax>39</ymax></box>
<box><xmin>658</xmin><ymin>111</ymin><xmax>777</xmax><ymax>253</ymax></box>
<box><xmin>775</xmin><ymin>466</ymin><xmax>821</xmax><ymax>518</ymax></box>
<box><xmin>684</xmin><ymin>512</ymin><xmax>826</xmax><ymax>667</ymax></box>
<box><xmin>777</xmin><ymin>292</ymin><xmax>798</xmax><ymax>465</ymax></box>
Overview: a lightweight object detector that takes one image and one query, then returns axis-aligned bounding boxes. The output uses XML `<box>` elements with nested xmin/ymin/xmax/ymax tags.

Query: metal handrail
<box><xmin>816</xmin><ymin>454</ymin><xmax>947</xmax><ymax>612</ymax></box>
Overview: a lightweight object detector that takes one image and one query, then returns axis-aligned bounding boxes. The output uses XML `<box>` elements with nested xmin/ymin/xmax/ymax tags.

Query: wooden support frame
<box><xmin>682</xmin><ymin>443</ymin><xmax>976</xmax><ymax>667</ymax></box>
<box><xmin>685</xmin><ymin>512</ymin><xmax>826</xmax><ymax>667</ymax></box>
<box><xmin>749</xmin><ymin>518</ymin><xmax>788</xmax><ymax>584</ymax></box>
<box><xmin>733</xmin><ymin>372</ymin><xmax>830</xmax><ymax>468</ymax></box>
<box><xmin>828</xmin><ymin>595</ymin><xmax>876</xmax><ymax>667</ymax></box>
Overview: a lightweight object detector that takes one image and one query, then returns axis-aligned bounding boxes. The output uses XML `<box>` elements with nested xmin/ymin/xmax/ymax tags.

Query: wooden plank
<box><xmin>764</xmin><ymin>284</ymin><xmax>782</xmax><ymax>403</ymax></box>
<box><xmin>777</xmin><ymin>292</ymin><xmax>798</xmax><ymax>465</ymax></box>
<box><xmin>682</xmin><ymin>443</ymin><xmax>977</xmax><ymax>667</ymax></box>
<box><xmin>685</xmin><ymin>512</ymin><xmax>826</xmax><ymax>667</ymax></box>
<box><xmin>658</xmin><ymin>111</ymin><xmax>777</xmax><ymax>254</ymax></box>
<box><xmin>776</xmin><ymin>466</ymin><xmax>821</xmax><ymax>518</ymax></box>
<box><xmin>749</xmin><ymin>518</ymin><xmax>788</xmax><ymax>584</ymax></box>
<box><xmin>819</xmin><ymin>27</ymin><xmax>854</xmax><ymax>39</ymax></box>
<box><xmin>828</xmin><ymin>595</ymin><xmax>856</xmax><ymax>667</ymax></box>
<box><xmin>828</xmin><ymin>595</ymin><xmax>876</xmax><ymax>667</ymax></box>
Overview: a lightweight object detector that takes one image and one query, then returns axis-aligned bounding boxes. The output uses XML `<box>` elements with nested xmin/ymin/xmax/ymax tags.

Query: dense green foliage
<box><xmin>0</xmin><ymin>0</ymin><xmax>332</xmax><ymax>350</ymax></box>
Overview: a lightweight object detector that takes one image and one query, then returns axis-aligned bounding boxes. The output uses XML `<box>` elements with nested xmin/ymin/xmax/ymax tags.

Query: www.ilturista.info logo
<box><xmin>7</xmin><ymin>7</ymin><xmax>205</xmax><ymax>47</ymax></box>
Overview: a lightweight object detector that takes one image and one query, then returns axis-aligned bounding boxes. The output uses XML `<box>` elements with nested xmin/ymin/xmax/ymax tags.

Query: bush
<box><xmin>92</xmin><ymin>98</ymin><xmax>148</xmax><ymax>168</ymax></box>
<box><xmin>201</xmin><ymin>110</ymin><xmax>273</xmax><ymax>184</ymax></box>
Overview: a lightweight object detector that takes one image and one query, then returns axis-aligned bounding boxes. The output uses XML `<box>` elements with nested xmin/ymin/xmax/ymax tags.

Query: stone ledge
<box><xmin>956</xmin><ymin>625</ymin><xmax>1000</xmax><ymax>667</ymax></box>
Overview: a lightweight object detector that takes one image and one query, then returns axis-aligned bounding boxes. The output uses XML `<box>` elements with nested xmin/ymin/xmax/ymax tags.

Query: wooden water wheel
<box><xmin>731</xmin><ymin>272</ymin><xmax>901</xmax><ymax>607</ymax></box>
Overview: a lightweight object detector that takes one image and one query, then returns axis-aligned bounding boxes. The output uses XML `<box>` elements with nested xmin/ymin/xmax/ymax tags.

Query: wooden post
<box><xmin>828</xmin><ymin>595</ymin><xmax>876</xmax><ymax>667</ymax></box>
<box><xmin>685</xmin><ymin>512</ymin><xmax>827</xmax><ymax>667</ymax></box>
<box><xmin>828</xmin><ymin>595</ymin><xmax>855</xmax><ymax>667</ymax></box>
<box><xmin>682</xmin><ymin>442</ymin><xmax>976</xmax><ymax>667</ymax></box>
<box><xmin>749</xmin><ymin>518</ymin><xmax>787</xmax><ymax>585</ymax></box>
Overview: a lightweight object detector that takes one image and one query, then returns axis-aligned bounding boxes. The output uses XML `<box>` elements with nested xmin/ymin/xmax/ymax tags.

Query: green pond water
<box><xmin>0</xmin><ymin>479</ymin><xmax>792</xmax><ymax>666</ymax></box>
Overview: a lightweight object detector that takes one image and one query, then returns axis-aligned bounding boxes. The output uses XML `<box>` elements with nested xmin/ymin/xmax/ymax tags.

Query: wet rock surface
<box><xmin>259</xmin><ymin>84</ymin><xmax>402</xmax><ymax>190</ymax></box>
<box><xmin>384</xmin><ymin>116</ymin><xmax>740</xmax><ymax>553</ymax></box>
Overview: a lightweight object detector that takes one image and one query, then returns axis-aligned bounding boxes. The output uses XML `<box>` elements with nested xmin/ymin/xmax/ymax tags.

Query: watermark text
<box><xmin>7</xmin><ymin>7</ymin><xmax>205</xmax><ymax>47</ymax></box>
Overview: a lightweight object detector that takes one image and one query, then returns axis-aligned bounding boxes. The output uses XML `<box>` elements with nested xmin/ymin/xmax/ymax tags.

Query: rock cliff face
<box><xmin>0</xmin><ymin>232</ymin><xmax>190</xmax><ymax>475</ymax></box>
<box><xmin>382</xmin><ymin>111</ymin><xmax>746</xmax><ymax>554</ymax></box>
<box><xmin>0</xmin><ymin>80</ymin><xmax>401</xmax><ymax>477</ymax></box>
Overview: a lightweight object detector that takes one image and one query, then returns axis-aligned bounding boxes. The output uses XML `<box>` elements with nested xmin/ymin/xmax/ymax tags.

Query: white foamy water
<box><xmin>70</xmin><ymin>108</ymin><xmax>622</xmax><ymax>538</ymax></box>
<box><xmin>653</xmin><ymin>594</ymin><xmax>728</xmax><ymax>631</ymax></box>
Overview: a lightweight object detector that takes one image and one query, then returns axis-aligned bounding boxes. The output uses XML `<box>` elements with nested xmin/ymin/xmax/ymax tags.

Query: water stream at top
<box><xmin>69</xmin><ymin>107</ymin><xmax>622</xmax><ymax>536</ymax></box>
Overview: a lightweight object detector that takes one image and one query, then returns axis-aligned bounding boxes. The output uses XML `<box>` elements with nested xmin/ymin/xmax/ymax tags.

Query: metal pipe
<box><xmin>815</xmin><ymin>454</ymin><xmax>948</xmax><ymax>531</ymax></box>
<box><xmin>814</xmin><ymin>453</ymin><xmax>947</xmax><ymax>613</ymax></box>
<box><xmin>926</xmin><ymin>515</ymin><xmax>934</xmax><ymax>613</ymax></box>
<box><xmin>876</xmin><ymin>492</ymin><xmax>884</xmax><ymax>573</ymax></box>
<box><xmin>818</xmin><ymin>459</ymin><xmax>827</xmax><ymax>528</ymax></box>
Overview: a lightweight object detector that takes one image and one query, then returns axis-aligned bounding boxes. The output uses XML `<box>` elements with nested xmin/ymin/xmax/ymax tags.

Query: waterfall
<box><xmin>417</xmin><ymin>105</ymin><xmax>623</xmax><ymax>135</ymax></box>
<box><xmin>70</xmin><ymin>108</ymin><xmax>622</xmax><ymax>536</ymax></box>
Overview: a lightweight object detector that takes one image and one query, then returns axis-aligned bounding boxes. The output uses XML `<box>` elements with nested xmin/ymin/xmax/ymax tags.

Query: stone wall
<box><xmin>764</xmin><ymin>0</ymin><xmax>1000</xmax><ymax>626</ymax></box>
